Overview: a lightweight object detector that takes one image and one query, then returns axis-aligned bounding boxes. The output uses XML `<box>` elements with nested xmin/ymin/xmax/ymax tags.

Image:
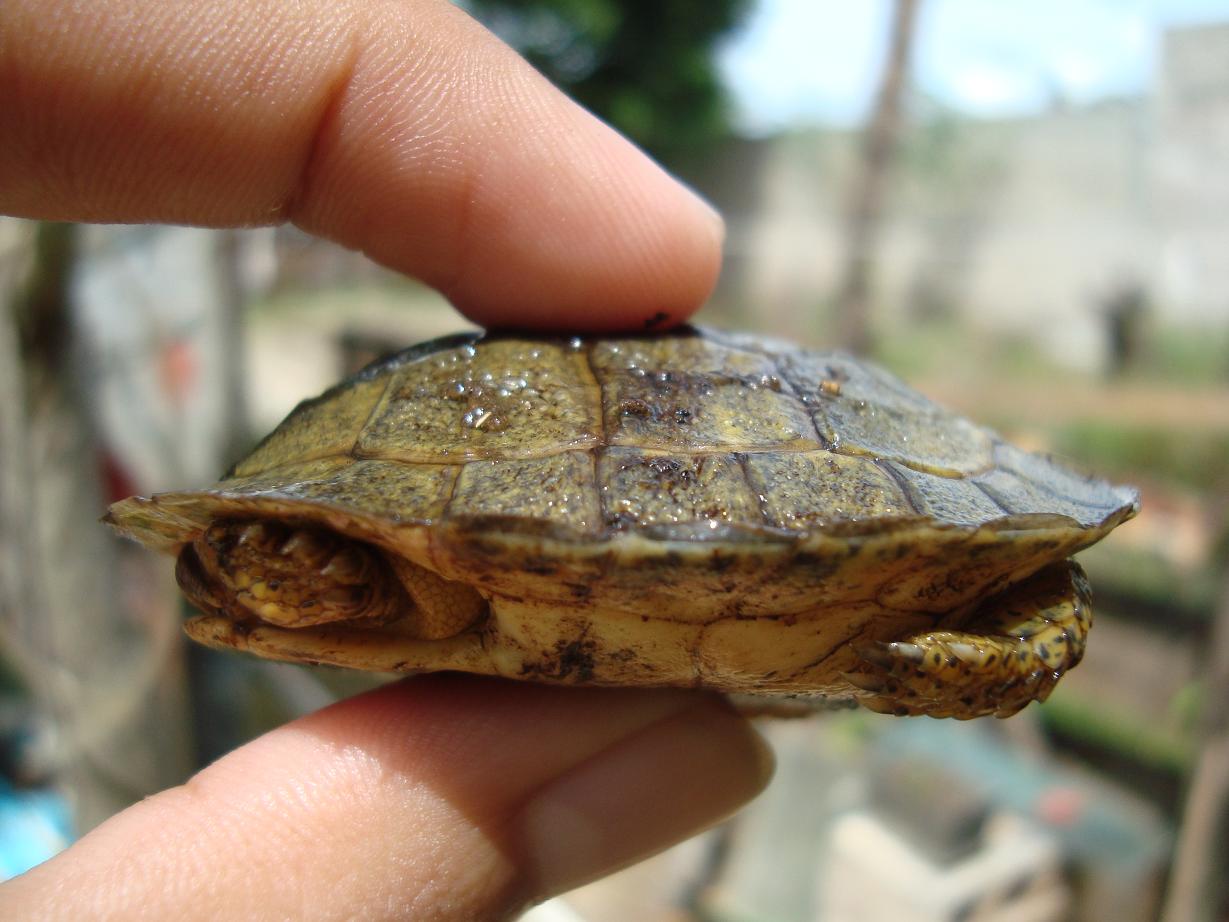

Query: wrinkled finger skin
<box><xmin>0</xmin><ymin>677</ymin><xmax>772</xmax><ymax>921</ymax></box>
<box><xmin>0</xmin><ymin>0</ymin><xmax>724</xmax><ymax>331</ymax></box>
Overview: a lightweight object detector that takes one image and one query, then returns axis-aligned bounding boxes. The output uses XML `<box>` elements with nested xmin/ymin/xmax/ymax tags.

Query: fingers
<box><xmin>0</xmin><ymin>0</ymin><xmax>723</xmax><ymax>330</ymax></box>
<box><xmin>0</xmin><ymin>677</ymin><xmax>772</xmax><ymax>921</ymax></box>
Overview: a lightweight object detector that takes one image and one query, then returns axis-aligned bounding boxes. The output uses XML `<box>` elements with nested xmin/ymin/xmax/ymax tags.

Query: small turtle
<box><xmin>107</xmin><ymin>327</ymin><xmax>1137</xmax><ymax>718</ymax></box>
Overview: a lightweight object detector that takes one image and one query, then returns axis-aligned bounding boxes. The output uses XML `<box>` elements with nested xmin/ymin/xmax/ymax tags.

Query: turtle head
<box><xmin>178</xmin><ymin>520</ymin><xmax>407</xmax><ymax>629</ymax></box>
<box><xmin>177</xmin><ymin>520</ymin><xmax>487</xmax><ymax>639</ymax></box>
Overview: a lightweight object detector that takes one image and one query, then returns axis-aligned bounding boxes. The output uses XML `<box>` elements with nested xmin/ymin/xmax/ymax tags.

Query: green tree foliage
<box><xmin>464</xmin><ymin>0</ymin><xmax>750</xmax><ymax>165</ymax></box>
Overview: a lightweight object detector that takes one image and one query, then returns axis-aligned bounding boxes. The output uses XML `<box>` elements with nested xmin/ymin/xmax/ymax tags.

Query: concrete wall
<box><xmin>694</xmin><ymin>22</ymin><xmax>1229</xmax><ymax>370</ymax></box>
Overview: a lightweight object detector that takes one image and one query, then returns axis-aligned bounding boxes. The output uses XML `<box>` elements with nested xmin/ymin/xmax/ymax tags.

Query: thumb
<box><xmin>0</xmin><ymin>676</ymin><xmax>772</xmax><ymax>921</ymax></box>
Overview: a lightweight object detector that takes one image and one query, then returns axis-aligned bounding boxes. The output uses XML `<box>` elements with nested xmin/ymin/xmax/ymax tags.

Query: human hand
<box><xmin>1</xmin><ymin>0</ymin><xmax>724</xmax><ymax>331</ymax></box>
<box><xmin>0</xmin><ymin>1</ymin><xmax>770</xmax><ymax>919</ymax></box>
<box><xmin>3</xmin><ymin>678</ymin><xmax>769</xmax><ymax>920</ymax></box>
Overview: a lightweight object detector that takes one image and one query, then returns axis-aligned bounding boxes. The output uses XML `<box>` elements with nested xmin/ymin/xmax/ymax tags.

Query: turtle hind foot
<box><xmin>848</xmin><ymin>561</ymin><xmax>1092</xmax><ymax>720</ymax></box>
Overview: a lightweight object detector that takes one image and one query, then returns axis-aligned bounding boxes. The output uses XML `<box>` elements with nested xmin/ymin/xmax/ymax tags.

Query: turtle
<box><xmin>106</xmin><ymin>326</ymin><xmax>1138</xmax><ymax>718</ymax></box>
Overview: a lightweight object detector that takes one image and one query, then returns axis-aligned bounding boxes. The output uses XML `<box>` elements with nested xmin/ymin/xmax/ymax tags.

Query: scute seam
<box><xmin>879</xmin><ymin>452</ymin><xmax>997</xmax><ymax>481</ymax></box>
<box><xmin>872</xmin><ymin>457</ymin><xmax>922</xmax><ymax>516</ymax></box>
<box><xmin>581</xmin><ymin>341</ymin><xmax>607</xmax><ymax>445</ymax></box>
<box><xmin>767</xmin><ymin>347</ymin><xmax>828</xmax><ymax>447</ymax></box>
<box><xmin>993</xmin><ymin>443</ymin><xmax>1139</xmax><ymax>514</ymax></box>
<box><xmin>350</xmin><ymin>374</ymin><xmax>392</xmax><ymax>460</ymax></box>
<box><xmin>969</xmin><ymin>475</ymin><xmax>1030</xmax><ymax>520</ymax></box>
<box><xmin>735</xmin><ymin>451</ymin><xmax>774</xmax><ymax>531</ymax></box>
<box><xmin>439</xmin><ymin>462</ymin><xmax>464</xmax><ymax>520</ymax></box>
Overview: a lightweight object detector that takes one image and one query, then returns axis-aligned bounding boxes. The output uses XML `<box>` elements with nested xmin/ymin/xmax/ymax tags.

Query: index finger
<box><xmin>0</xmin><ymin>0</ymin><xmax>724</xmax><ymax>330</ymax></box>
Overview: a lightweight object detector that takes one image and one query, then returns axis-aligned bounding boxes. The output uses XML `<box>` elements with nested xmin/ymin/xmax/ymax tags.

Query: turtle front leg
<box><xmin>383</xmin><ymin>556</ymin><xmax>489</xmax><ymax>640</ymax></box>
<box><xmin>847</xmin><ymin>561</ymin><xmax>1092</xmax><ymax>719</ymax></box>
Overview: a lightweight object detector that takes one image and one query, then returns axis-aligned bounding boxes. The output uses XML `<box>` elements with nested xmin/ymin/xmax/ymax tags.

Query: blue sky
<box><xmin>718</xmin><ymin>0</ymin><xmax>1229</xmax><ymax>132</ymax></box>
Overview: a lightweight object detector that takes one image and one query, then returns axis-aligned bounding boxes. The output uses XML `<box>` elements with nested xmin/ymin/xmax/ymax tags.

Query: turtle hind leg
<box><xmin>848</xmin><ymin>561</ymin><xmax>1092</xmax><ymax>719</ymax></box>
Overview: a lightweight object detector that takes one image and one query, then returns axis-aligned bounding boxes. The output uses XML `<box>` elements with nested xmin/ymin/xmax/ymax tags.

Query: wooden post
<box><xmin>833</xmin><ymin>0</ymin><xmax>921</xmax><ymax>355</ymax></box>
<box><xmin>1160</xmin><ymin>542</ymin><xmax>1229</xmax><ymax>922</ymax></box>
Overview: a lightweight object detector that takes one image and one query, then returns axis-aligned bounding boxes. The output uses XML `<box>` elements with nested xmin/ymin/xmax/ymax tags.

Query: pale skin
<box><xmin>0</xmin><ymin>1</ymin><xmax>773</xmax><ymax>919</ymax></box>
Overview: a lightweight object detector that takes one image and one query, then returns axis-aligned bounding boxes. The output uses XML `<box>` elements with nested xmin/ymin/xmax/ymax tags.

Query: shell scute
<box><xmin>990</xmin><ymin>443</ymin><xmax>1140</xmax><ymax>518</ymax></box>
<box><xmin>233</xmin><ymin>378</ymin><xmax>388</xmax><ymax>477</ymax></box>
<box><xmin>777</xmin><ymin>351</ymin><xmax>993</xmax><ymax>477</ymax></box>
<box><xmin>448</xmin><ymin>451</ymin><xmax>601</xmax><ymax>535</ymax></box>
<box><xmin>208</xmin><ymin>458</ymin><xmax>455</xmax><ymax>526</ymax></box>
<box><xmin>591</xmin><ymin>336</ymin><xmax>818</xmax><ymax>452</ymax></box>
<box><xmin>355</xmin><ymin>338</ymin><xmax>601</xmax><ymax>462</ymax></box>
<box><xmin>597</xmin><ymin>447</ymin><xmax>762</xmax><ymax>538</ymax></box>
<box><xmin>743</xmin><ymin>451</ymin><xmax>911</xmax><ymax>531</ymax></box>
<box><xmin>974</xmin><ymin>464</ymin><xmax>1130</xmax><ymax>530</ymax></box>
<box><xmin>884</xmin><ymin>460</ymin><xmax>1005</xmax><ymax>526</ymax></box>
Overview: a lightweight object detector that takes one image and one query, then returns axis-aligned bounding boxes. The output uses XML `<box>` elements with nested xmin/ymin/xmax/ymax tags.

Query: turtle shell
<box><xmin>108</xmin><ymin>327</ymin><xmax>1138</xmax><ymax>695</ymax></box>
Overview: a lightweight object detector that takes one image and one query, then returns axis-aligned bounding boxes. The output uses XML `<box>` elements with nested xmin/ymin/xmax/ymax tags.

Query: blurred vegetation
<box><xmin>464</xmin><ymin>0</ymin><xmax>750</xmax><ymax>165</ymax></box>
<box><xmin>1042</xmin><ymin>690</ymin><xmax>1196</xmax><ymax>775</ymax></box>
<box><xmin>1053</xmin><ymin>423</ymin><xmax>1229</xmax><ymax>494</ymax></box>
<box><xmin>1079</xmin><ymin>542</ymin><xmax>1221</xmax><ymax>626</ymax></box>
<box><xmin>878</xmin><ymin>318</ymin><xmax>1228</xmax><ymax>390</ymax></box>
<box><xmin>1149</xmin><ymin>325</ymin><xmax>1229</xmax><ymax>385</ymax></box>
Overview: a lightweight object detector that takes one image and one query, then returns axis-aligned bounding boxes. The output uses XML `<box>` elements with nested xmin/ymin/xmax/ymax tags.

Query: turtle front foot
<box><xmin>846</xmin><ymin>561</ymin><xmax>1092</xmax><ymax>719</ymax></box>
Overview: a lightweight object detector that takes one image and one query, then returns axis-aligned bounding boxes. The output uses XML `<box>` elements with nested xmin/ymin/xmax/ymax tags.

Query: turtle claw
<box><xmin>945</xmin><ymin>641</ymin><xmax>980</xmax><ymax>661</ymax></box>
<box><xmin>842</xmin><ymin>671</ymin><xmax>888</xmax><ymax>694</ymax></box>
<box><xmin>857</xmin><ymin>695</ymin><xmax>903</xmax><ymax>716</ymax></box>
<box><xmin>856</xmin><ymin>641</ymin><xmax>926</xmax><ymax>669</ymax></box>
<box><xmin>235</xmin><ymin>522</ymin><xmax>267</xmax><ymax>546</ymax></box>
<box><xmin>853</xmin><ymin>642</ymin><xmax>894</xmax><ymax>668</ymax></box>
<box><xmin>849</xmin><ymin>561</ymin><xmax>1093</xmax><ymax>719</ymax></box>
<box><xmin>890</xmin><ymin>641</ymin><xmax>927</xmax><ymax>664</ymax></box>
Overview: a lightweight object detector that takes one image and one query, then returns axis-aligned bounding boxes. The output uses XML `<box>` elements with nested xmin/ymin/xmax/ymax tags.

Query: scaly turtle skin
<box><xmin>106</xmin><ymin>327</ymin><xmax>1137</xmax><ymax>718</ymax></box>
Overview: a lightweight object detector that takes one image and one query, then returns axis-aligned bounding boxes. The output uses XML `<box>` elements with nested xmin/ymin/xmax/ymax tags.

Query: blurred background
<box><xmin>2</xmin><ymin>1</ymin><xmax>1228</xmax><ymax>919</ymax></box>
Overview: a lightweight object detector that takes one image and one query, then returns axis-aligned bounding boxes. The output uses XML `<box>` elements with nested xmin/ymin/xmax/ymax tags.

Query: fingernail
<box><xmin>515</xmin><ymin>700</ymin><xmax>773</xmax><ymax>899</ymax></box>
